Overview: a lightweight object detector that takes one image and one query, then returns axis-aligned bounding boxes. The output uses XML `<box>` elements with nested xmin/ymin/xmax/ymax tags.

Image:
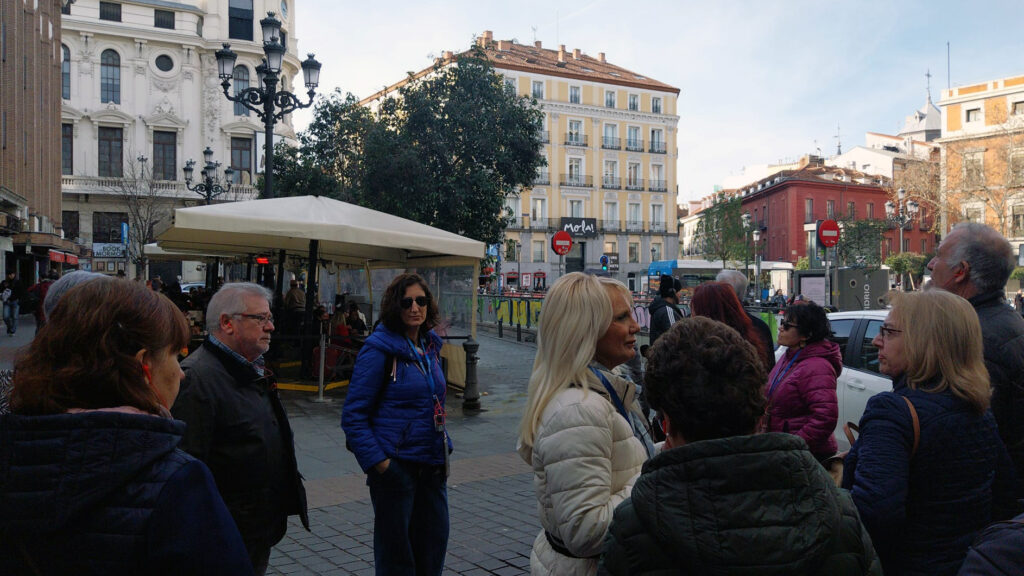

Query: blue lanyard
<box><xmin>589</xmin><ymin>367</ymin><xmax>631</xmax><ymax>424</ymax></box>
<box><xmin>405</xmin><ymin>336</ymin><xmax>436</xmax><ymax>392</ymax></box>
<box><xmin>767</xmin><ymin>348</ymin><xmax>802</xmax><ymax>400</ymax></box>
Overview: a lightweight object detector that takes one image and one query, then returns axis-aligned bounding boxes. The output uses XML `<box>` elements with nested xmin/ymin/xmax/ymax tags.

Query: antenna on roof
<box><xmin>531</xmin><ymin>26</ymin><xmax>537</xmax><ymax>43</ymax></box>
<box><xmin>834</xmin><ymin>123</ymin><xmax>843</xmax><ymax>155</ymax></box>
<box><xmin>556</xmin><ymin>10</ymin><xmax>560</xmax><ymax>47</ymax></box>
<box><xmin>926</xmin><ymin>68</ymin><xmax>932</xmax><ymax>101</ymax></box>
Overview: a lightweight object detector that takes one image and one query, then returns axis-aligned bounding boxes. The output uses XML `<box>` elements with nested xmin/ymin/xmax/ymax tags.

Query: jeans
<box><xmin>3</xmin><ymin>301</ymin><xmax>18</xmax><ymax>334</ymax></box>
<box><xmin>367</xmin><ymin>459</ymin><xmax>449</xmax><ymax>576</ymax></box>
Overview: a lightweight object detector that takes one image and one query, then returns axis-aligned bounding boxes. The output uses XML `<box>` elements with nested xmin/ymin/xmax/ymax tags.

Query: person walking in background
<box><xmin>1</xmin><ymin>270</ymin><xmax>24</xmax><ymax>336</ymax></box>
<box><xmin>647</xmin><ymin>274</ymin><xmax>682</xmax><ymax>346</ymax></box>
<box><xmin>927</xmin><ymin>222</ymin><xmax>1024</xmax><ymax>497</ymax></box>
<box><xmin>765</xmin><ymin>301</ymin><xmax>840</xmax><ymax>462</ymax></box>
<box><xmin>842</xmin><ymin>290</ymin><xmax>1018</xmax><ymax>576</ymax></box>
<box><xmin>26</xmin><ymin>270</ymin><xmax>58</xmax><ymax>332</ymax></box>
<box><xmin>347</xmin><ymin>301</ymin><xmax>368</xmax><ymax>335</ymax></box>
<box><xmin>284</xmin><ymin>278</ymin><xmax>306</xmax><ymax>336</ymax></box>
<box><xmin>518</xmin><ymin>272</ymin><xmax>654</xmax><ymax>575</ymax></box>
<box><xmin>601</xmin><ymin>317</ymin><xmax>880</xmax><ymax>576</ymax></box>
<box><xmin>0</xmin><ymin>279</ymin><xmax>253</xmax><ymax>575</ymax></box>
<box><xmin>172</xmin><ymin>283</ymin><xmax>308</xmax><ymax>575</ymax></box>
<box><xmin>718</xmin><ymin>269</ymin><xmax>777</xmax><ymax>367</ymax></box>
<box><xmin>698</xmin><ymin>278</ymin><xmax>775</xmax><ymax>370</ymax></box>
<box><xmin>342</xmin><ymin>273</ymin><xmax>452</xmax><ymax>576</ymax></box>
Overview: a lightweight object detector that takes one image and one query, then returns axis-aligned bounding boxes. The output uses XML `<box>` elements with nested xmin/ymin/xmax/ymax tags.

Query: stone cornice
<box><xmin>541</xmin><ymin>101</ymin><xmax>679</xmax><ymax>128</ymax></box>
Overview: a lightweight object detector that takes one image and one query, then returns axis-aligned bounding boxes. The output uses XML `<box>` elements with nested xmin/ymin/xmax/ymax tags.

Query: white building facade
<box><xmin>60</xmin><ymin>0</ymin><xmax>305</xmax><ymax>279</ymax></box>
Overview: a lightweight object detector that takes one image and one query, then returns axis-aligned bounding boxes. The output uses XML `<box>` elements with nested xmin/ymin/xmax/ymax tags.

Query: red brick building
<box><xmin>734</xmin><ymin>158</ymin><xmax>936</xmax><ymax>265</ymax></box>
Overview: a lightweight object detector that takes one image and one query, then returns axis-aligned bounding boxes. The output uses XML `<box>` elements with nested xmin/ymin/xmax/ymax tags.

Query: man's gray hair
<box><xmin>716</xmin><ymin>269</ymin><xmax>748</xmax><ymax>300</ymax></box>
<box><xmin>44</xmin><ymin>271</ymin><xmax>110</xmax><ymax>320</ymax></box>
<box><xmin>206</xmin><ymin>282</ymin><xmax>274</xmax><ymax>334</ymax></box>
<box><xmin>946</xmin><ymin>222</ymin><xmax>1014</xmax><ymax>294</ymax></box>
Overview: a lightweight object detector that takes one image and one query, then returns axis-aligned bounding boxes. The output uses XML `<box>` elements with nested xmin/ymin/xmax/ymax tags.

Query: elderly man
<box><xmin>172</xmin><ymin>282</ymin><xmax>308</xmax><ymax>575</ymax></box>
<box><xmin>928</xmin><ymin>222</ymin><xmax>1024</xmax><ymax>493</ymax></box>
<box><xmin>717</xmin><ymin>269</ymin><xmax>776</xmax><ymax>370</ymax></box>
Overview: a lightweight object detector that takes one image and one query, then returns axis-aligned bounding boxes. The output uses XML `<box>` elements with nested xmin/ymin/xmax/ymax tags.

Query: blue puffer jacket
<box><xmin>957</xmin><ymin>512</ymin><xmax>1024</xmax><ymax>575</ymax></box>
<box><xmin>842</xmin><ymin>377</ymin><xmax>1018</xmax><ymax>576</ymax></box>
<box><xmin>342</xmin><ymin>324</ymin><xmax>451</xmax><ymax>472</ymax></box>
<box><xmin>0</xmin><ymin>410</ymin><xmax>253</xmax><ymax>575</ymax></box>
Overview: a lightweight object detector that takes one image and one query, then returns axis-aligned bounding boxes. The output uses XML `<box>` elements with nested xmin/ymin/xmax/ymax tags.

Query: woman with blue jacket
<box><xmin>342</xmin><ymin>273</ymin><xmax>451</xmax><ymax>576</ymax></box>
<box><xmin>842</xmin><ymin>290</ymin><xmax>1018</xmax><ymax>576</ymax></box>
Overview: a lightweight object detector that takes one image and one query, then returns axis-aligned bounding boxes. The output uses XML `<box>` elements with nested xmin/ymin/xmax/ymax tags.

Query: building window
<box><xmin>921</xmin><ymin>239</ymin><xmax>927</xmax><ymax>253</ymax></box>
<box><xmin>628</xmin><ymin>242</ymin><xmax>639</xmax><ymax>263</ymax></box>
<box><xmin>826</xmin><ymin>199</ymin><xmax>835</xmax><ymax>219</ymax></box>
<box><xmin>804</xmin><ymin>198</ymin><xmax>814</xmax><ymax>223</ymax></box>
<box><xmin>155</xmin><ymin>55</ymin><xmax>173</xmax><ymax>72</ymax></box>
<box><xmin>652</xmin><ymin>97</ymin><xmax>662</xmax><ymax>114</ymax></box>
<box><xmin>98</xmin><ymin>127</ymin><xmax>123</xmax><ymax>177</ymax></box>
<box><xmin>152</xmin><ymin>131</ymin><xmax>176</xmax><ymax>181</ymax></box>
<box><xmin>627</xmin><ymin>162</ymin><xmax>641</xmax><ymax>189</ymax></box>
<box><xmin>61</xmin><ymin>44</ymin><xmax>70</xmax><ymax>99</ymax></box>
<box><xmin>100</xmin><ymin>50</ymin><xmax>120</xmax><ymax>104</ymax></box>
<box><xmin>504</xmin><ymin>77</ymin><xmax>515</xmax><ymax>93</ymax></box>
<box><xmin>650</xmin><ymin>129</ymin><xmax>665</xmax><ymax>153</ymax></box>
<box><xmin>603</xmin><ymin>201</ymin><xmax>618</xmax><ymax>222</ymax></box>
<box><xmin>605</xmin><ymin>90</ymin><xmax>616</xmax><ymax>108</ymax></box>
<box><xmin>93</xmin><ymin>212</ymin><xmax>128</xmax><ymax>243</ymax></box>
<box><xmin>867</xmin><ymin>202</ymin><xmax>874</xmax><ymax>219</ymax></box>
<box><xmin>652</xmin><ymin>205</ymin><xmax>664</xmax><ymax>226</ymax></box>
<box><xmin>532</xmin><ymin>240</ymin><xmax>545</xmax><ymax>262</ymax></box>
<box><xmin>569</xmin><ymin>86</ymin><xmax>580</xmax><ymax>104</ymax></box>
<box><xmin>964</xmin><ymin>152</ymin><xmax>984</xmax><ymax>188</ymax></box>
<box><xmin>99</xmin><ymin>2</ymin><xmax>121</xmax><ymax>22</ymax></box>
<box><xmin>1014</xmin><ymin>101</ymin><xmax>1024</xmax><ymax>116</ymax></box>
<box><xmin>903</xmin><ymin>237</ymin><xmax>910</xmax><ymax>252</ymax></box>
<box><xmin>602</xmin><ymin>123</ymin><xmax>618</xmax><ymax>149</ymax></box>
<box><xmin>604</xmin><ymin>241</ymin><xmax>617</xmax><ymax>253</ymax></box>
<box><xmin>228</xmin><ymin>0</ymin><xmax>253</xmax><ymax>41</ymax></box>
<box><xmin>62</xmin><ymin>211</ymin><xmax>80</xmax><ymax>241</ymax></box>
<box><xmin>628</xmin><ymin>94</ymin><xmax>638</xmax><ymax>111</ymax></box>
<box><xmin>233</xmin><ymin>66</ymin><xmax>250</xmax><ymax>116</ymax></box>
<box><xmin>1010</xmin><ymin>150</ymin><xmax>1024</xmax><ymax>186</ymax></box>
<box><xmin>531</xmin><ymin>80</ymin><xmax>544</xmax><ymax>99</ymax></box>
<box><xmin>61</xmin><ymin>123</ymin><xmax>73</xmax><ymax>175</ymax></box>
<box><xmin>966</xmin><ymin>108</ymin><xmax>981</xmax><ymax>123</ymax></box>
<box><xmin>154</xmin><ymin>9</ymin><xmax>175</xmax><ymax>29</ymax></box>
<box><xmin>628</xmin><ymin>202</ymin><xmax>641</xmax><ymax>225</ymax></box>
<box><xmin>230</xmin><ymin>137</ymin><xmax>252</xmax><ymax>183</ymax></box>
<box><xmin>531</xmin><ymin>198</ymin><xmax>546</xmax><ymax>221</ymax></box>
<box><xmin>1013</xmin><ymin>205</ymin><xmax>1024</xmax><ymax>236</ymax></box>
<box><xmin>569</xmin><ymin>199</ymin><xmax>583</xmax><ymax>218</ymax></box>
<box><xmin>848</xmin><ymin>201</ymin><xmax>856</xmax><ymax>219</ymax></box>
<box><xmin>567</xmin><ymin>119</ymin><xmax>583</xmax><ymax>146</ymax></box>
<box><xmin>627</xmin><ymin>126</ymin><xmax>641</xmax><ymax>151</ymax></box>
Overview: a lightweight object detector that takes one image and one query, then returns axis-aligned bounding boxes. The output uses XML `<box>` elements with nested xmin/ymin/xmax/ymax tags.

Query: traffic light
<box><xmin>600</xmin><ymin>255</ymin><xmax>609</xmax><ymax>271</ymax></box>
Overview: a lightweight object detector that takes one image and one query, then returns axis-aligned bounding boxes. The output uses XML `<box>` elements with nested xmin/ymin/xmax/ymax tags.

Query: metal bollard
<box><xmin>462</xmin><ymin>338</ymin><xmax>481</xmax><ymax>412</ymax></box>
<box><xmin>517</xmin><ymin>321</ymin><xmax>522</xmax><ymax>342</ymax></box>
<box><xmin>498</xmin><ymin>319</ymin><xmax>503</xmax><ymax>338</ymax></box>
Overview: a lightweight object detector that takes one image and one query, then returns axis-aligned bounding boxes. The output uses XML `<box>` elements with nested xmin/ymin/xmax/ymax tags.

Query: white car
<box><xmin>775</xmin><ymin>310</ymin><xmax>892</xmax><ymax>451</ymax></box>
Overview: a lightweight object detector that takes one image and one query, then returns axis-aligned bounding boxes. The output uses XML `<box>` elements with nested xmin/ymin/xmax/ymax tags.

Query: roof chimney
<box><xmin>558</xmin><ymin>44</ymin><xmax>566</xmax><ymax>62</ymax></box>
<box><xmin>598</xmin><ymin>52</ymin><xmax>606</xmax><ymax>63</ymax></box>
<box><xmin>534</xmin><ymin>40</ymin><xmax>542</xmax><ymax>49</ymax></box>
<box><xmin>443</xmin><ymin>51</ymin><xmax>453</xmax><ymax>60</ymax></box>
<box><xmin>573</xmin><ymin>48</ymin><xmax>581</xmax><ymax>59</ymax></box>
<box><xmin>497</xmin><ymin>40</ymin><xmax>508</xmax><ymax>51</ymax></box>
<box><xmin>477</xmin><ymin>30</ymin><xmax>493</xmax><ymax>48</ymax></box>
<box><xmin>483</xmin><ymin>30</ymin><xmax>493</xmax><ymax>42</ymax></box>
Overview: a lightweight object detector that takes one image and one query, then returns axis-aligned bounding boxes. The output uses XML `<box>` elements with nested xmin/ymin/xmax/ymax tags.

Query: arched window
<box><xmin>233</xmin><ymin>65</ymin><xmax>250</xmax><ymax>116</ymax></box>
<box><xmin>100</xmin><ymin>49</ymin><xmax>120</xmax><ymax>104</ymax></box>
<box><xmin>61</xmin><ymin>44</ymin><xmax>70</xmax><ymax>100</ymax></box>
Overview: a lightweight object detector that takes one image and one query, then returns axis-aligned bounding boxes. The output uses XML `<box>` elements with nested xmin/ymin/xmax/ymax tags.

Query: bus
<box><xmin>648</xmin><ymin>259</ymin><xmax>727</xmax><ymax>299</ymax></box>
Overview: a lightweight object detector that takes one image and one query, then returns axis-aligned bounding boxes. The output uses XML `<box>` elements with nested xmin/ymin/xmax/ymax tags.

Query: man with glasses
<box><xmin>927</xmin><ymin>222</ymin><xmax>1024</xmax><ymax>496</ymax></box>
<box><xmin>173</xmin><ymin>282</ymin><xmax>308</xmax><ymax>575</ymax></box>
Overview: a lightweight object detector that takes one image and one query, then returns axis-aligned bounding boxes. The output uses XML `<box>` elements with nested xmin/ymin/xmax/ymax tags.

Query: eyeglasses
<box><xmin>233</xmin><ymin>313</ymin><xmax>274</xmax><ymax>326</ymax></box>
<box><xmin>878</xmin><ymin>324</ymin><xmax>903</xmax><ymax>340</ymax></box>
<box><xmin>780</xmin><ymin>321</ymin><xmax>798</xmax><ymax>331</ymax></box>
<box><xmin>400</xmin><ymin>296</ymin><xmax>429</xmax><ymax>309</ymax></box>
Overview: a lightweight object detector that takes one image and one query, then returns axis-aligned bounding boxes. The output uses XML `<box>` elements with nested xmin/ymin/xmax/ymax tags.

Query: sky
<box><xmin>290</xmin><ymin>0</ymin><xmax>1024</xmax><ymax>205</ymax></box>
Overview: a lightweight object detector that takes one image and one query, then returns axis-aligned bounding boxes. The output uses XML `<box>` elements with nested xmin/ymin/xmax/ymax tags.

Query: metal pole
<box><xmin>300</xmin><ymin>239</ymin><xmax>319</xmax><ymax>379</ymax></box>
<box><xmin>462</xmin><ymin>338</ymin><xmax>481</xmax><ymax>412</ymax></box>
<box><xmin>263</xmin><ymin>76</ymin><xmax>277</xmax><ymax>199</ymax></box>
<box><xmin>315</xmin><ymin>331</ymin><xmax>328</xmax><ymax>402</ymax></box>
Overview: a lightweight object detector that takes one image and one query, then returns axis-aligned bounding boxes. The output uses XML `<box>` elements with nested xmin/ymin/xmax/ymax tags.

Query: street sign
<box><xmin>551</xmin><ymin>230</ymin><xmax>573</xmax><ymax>255</ymax></box>
<box><xmin>818</xmin><ymin>219</ymin><xmax>840</xmax><ymax>248</ymax></box>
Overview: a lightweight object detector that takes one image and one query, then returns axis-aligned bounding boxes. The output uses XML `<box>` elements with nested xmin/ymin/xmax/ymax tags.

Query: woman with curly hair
<box><xmin>690</xmin><ymin>281</ymin><xmax>773</xmax><ymax>370</ymax></box>
<box><xmin>601</xmin><ymin>317</ymin><xmax>880</xmax><ymax>575</ymax></box>
<box><xmin>0</xmin><ymin>279</ymin><xmax>252</xmax><ymax>575</ymax></box>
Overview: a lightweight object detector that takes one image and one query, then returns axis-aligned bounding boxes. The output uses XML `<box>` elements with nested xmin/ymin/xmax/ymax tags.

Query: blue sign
<box><xmin>121</xmin><ymin>222</ymin><xmax>129</xmax><ymax>244</ymax></box>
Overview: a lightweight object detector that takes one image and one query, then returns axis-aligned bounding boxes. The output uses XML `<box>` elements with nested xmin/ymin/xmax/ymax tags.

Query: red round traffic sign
<box><xmin>551</xmin><ymin>230</ymin><xmax>573</xmax><ymax>255</ymax></box>
<box><xmin>818</xmin><ymin>219</ymin><xmax>841</xmax><ymax>248</ymax></box>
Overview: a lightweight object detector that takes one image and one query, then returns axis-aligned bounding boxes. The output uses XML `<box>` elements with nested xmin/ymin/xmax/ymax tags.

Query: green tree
<box><xmin>885</xmin><ymin>252</ymin><xmax>929</xmax><ymax>290</ymax></box>
<box><xmin>836</xmin><ymin>218</ymin><xmax>888</xmax><ymax>267</ymax></box>
<box><xmin>795</xmin><ymin>256</ymin><xmax>810</xmax><ymax>270</ymax></box>
<box><xmin>696</xmin><ymin>195</ymin><xmax>746</xmax><ymax>268</ymax></box>
<box><xmin>1010</xmin><ymin>266</ymin><xmax>1024</xmax><ymax>281</ymax></box>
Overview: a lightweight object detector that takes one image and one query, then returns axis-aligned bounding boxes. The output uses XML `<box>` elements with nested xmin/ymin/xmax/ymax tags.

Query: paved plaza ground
<box><xmin>1</xmin><ymin>319</ymin><xmax>542</xmax><ymax>575</ymax></box>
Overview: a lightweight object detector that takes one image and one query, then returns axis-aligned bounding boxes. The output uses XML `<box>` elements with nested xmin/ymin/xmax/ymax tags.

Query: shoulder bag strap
<box><xmin>902</xmin><ymin>396</ymin><xmax>920</xmax><ymax>459</ymax></box>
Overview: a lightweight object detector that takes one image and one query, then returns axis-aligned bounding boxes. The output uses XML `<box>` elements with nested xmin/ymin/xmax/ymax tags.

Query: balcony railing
<box><xmin>560</xmin><ymin>174</ymin><xmax>593</xmax><ymax>188</ymax></box>
<box><xmin>625</xmin><ymin>178</ymin><xmax>645</xmax><ymax>191</ymax></box>
<box><xmin>533</xmin><ymin>171</ymin><xmax>550</xmax><ymax>185</ymax></box>
<box><xmin>626</xmin><ymin>139</ymin><xmax>644</xmax><ymax>152</ymax></box>
<box><xmin>564</xmin><ymin>133</ymin><xmax>588</xmax><ymax>147</ymax></box>
<box><xmin>601</xmin><ymin>219</ymin><xmax>621</xmax><ymax>232</ymax></box>
<box><xmin>506</xmin><ymin>216</ymin><xmax>524</xmax><ymax>229</ymax></box>
<box><xmin>602</xmin><ymin>176</ymin><xmax>621</xmax><ymax>189</ymax></box>
<box><xmin>537</xmin><ymin>130</ymin><xmax>550</xmax><ymax>144</ymax></box>
<box><xmin>649</xmin><ymin>179</ymin><xmax>667</xmax><ymax>192</ymax></box>
<box><xmin>0</xmin><ymin>211</ymin><xmax>23</xmax><ymax>234</ymax></box>
<box><xmin>650</xmin><ymin>222</ymin><xmax>666</xmax><ymax>233</ymax></box>
<box><xmin>626</xmin><ymin>221</ymin><xmax>645</xmax><ymax>233</ymax></box>
<box><xmin>61</xmin><ymin>175</ymin><xmax>259</xmax><ymax>201</ymax></box>
<box><xmin>530</xmin><ymin>217</ymin><xmax>550</xmax><ymax>230</ymax></box>
<box><xmin>601</xmin><ymin>136</ymin><xmax>621</xmax><ymax>150</ymax></box>
<box><xmin>649</xmin><ymin>141</ymin><xmax>666</xmax><ymax>154</ymax></box>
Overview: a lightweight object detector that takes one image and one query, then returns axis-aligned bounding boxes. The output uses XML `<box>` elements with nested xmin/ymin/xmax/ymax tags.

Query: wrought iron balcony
<box><xmin>625</xmin><ymin>139</ymin><xmax>644</xmax><ymax>152</ymax></box>
<box><xmin>650</xmin><ymin>222</ymin><xmax>667</xmax><ymax>233</ymax></box>
<box><xmin>649</xmin><ymin>141</ymin><xmax>667</xmax><ymax>154</ymax></box>
<box><xmin>537</xmin><ymin>130</ymin><xmax>550</xmax><ymax>144</ymax></box>
<box><xmin>560</xmin><ymin>174</ymin><xmax>593</xmax><ymax>188</ymax></box>
<box><xmin>530</xmin><ymin>217</ymin><xmax>550</xmax><ymax>230</ymax></box>
<box><xmin>601</xmin><ymin>219</ymin><xmax>621</xmax><ymax>232</ymax></box>
<box><xmin>533</xmin><ymin>171</ymin><xmax>550</xmax><ymax>185</ymax></box>
<box><xmin>649</xmin><ymin>179</ymin><xmax>667</xmax><ymax>192</ymax></box>
<box><xmin>602</xmin><ymin>176</ymin><xmax>621</xmax><ymax>189</ymax></box>
<box><xmin>601</xmin><ymin>136</ymin><xmax>621</xmax><ymax>150</ymax></box>
<box><xmin>625</xmin><ymin>178</ymin><xmax>645</xmax><ymax>191</ymax></box>
<box><xmin>564</xmin><ymin>133</ymin><xmax>588</xmax><ymax>147</ymax></box>
<box><xmin>626</xmin><ymin>220</ymin><xmax>645</xmax><ymax>233</ymax></box>
<box><xmin>506</xmin><ymin>216</ymin><xmax>524</xmax><ymax>229</ymax></box>
<box><xmin>0</xmin><ymin>211</ymin><xmax>23</xmax><ymax>234</ymax></box>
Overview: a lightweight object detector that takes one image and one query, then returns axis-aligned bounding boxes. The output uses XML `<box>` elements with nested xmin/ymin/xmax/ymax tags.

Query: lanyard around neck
<box><xmin>589</xmin><ymin>366</ymin><xmax>630</xmax><ymax>423</ymax></box>
<box><xmin>405</xmin><ymin>336</ymin><xmax>435</xmax><ymax>391</ymax></box>
<box><xmin>767</xmin><ymin>348</ymin><xmax>802</xmax><ymax>400</ymax></box>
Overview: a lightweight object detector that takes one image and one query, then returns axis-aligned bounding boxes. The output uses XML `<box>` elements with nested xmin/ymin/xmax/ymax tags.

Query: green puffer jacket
<box><xmin>600</xmin><ymin>433</ymin><xmax>881</xmax><ymax>576</ymax></box>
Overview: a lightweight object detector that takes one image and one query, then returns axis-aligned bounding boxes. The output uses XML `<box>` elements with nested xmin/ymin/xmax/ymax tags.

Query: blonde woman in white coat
<box><xmin>518</xmin><ymin>272</ymin><xmax>655</xmax><ymax>575</ymax></box>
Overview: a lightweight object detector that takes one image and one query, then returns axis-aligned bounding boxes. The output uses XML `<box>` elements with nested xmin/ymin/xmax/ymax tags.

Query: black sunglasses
<box><xmin>781</xmin><ymin>321</ymin><xmax>798</xmax><ymax>331</ymax></box>
<box><xmin>400</xmin><ymin>296</ymin><xmax>429</xmax><ymax>309</ymax></box>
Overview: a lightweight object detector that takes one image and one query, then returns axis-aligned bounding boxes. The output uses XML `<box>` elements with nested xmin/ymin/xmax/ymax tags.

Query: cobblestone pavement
<box><xmin>269</xmin><ymin>330</ymin><xmax>540</xmax><ymax>575</ymax></box>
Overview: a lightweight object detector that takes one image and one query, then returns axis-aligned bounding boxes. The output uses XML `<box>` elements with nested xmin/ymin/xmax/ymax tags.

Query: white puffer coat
<box><xmin>519</xmin><ymin>368</ymin><xmax>648</xmax><ymax>575</ymax></box>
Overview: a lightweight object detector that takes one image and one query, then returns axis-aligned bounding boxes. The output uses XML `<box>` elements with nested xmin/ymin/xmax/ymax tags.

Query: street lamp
<box><xmin>741</xmin><ymin>212</ymin><xmax>752</xmax><ymax>291</ymax></box>
<box><xmin>183</xmin><ymin>147</ymin><xmax>235</xmax><ymax>205</ymax></box>
<box><xmin>515</xmin><ymin>240</ymin><xmax>522</xmax><ymax>292</ymax></box>
<box><xmin>752</xmin><ymin>228</ymin><xmax>762</xmax><ymax>303</ymax></box>
<box><xmin>214</xmin><ymin>12</ymin><xmax>321</xmax><ymax>200</ymax></box>
<box><xmin>885</xmin><ymin>187</ymin><xmax>919</xmax><ymax>255</ymax></box>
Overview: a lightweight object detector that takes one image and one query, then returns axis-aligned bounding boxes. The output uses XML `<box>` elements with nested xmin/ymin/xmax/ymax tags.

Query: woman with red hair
<box><xmin>690</xmin><ymin>282</ymin><xmax>773</xmax><ymax>371</ymax></box>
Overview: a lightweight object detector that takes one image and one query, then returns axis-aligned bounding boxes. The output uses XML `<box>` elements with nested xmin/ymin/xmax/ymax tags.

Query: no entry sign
<box><xmin>818</xmin><ymin>219</ymin><xmax>840</xmax><ymax>248</ymax></box>
<box><xmin>551</xmin><ymin>230</ymin><xmax>573</xmax><ymax>255</ymax></box>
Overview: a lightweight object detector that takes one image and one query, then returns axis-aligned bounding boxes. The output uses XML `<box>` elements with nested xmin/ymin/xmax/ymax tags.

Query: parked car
<box><xmin>180</xmin><ymin>282</ymin><xmax>205</xmax><ymax>293</ymax></box>
<box><xmin>775</xmin><ymin>309</ymin><xmax>891</xmax><ymax>451</ymax></box>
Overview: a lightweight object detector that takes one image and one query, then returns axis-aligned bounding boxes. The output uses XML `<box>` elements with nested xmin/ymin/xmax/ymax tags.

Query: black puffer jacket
<box><xmin>971</xmin><ymin>290</ymin><xmax>1024</xmax><ymax>495</ymax></box>
<box><xmin>172</xmin><ymin>340</ymin><xmax>309</xmax><ymax>552</ymax></box>
<box><xmin>601</xmin><ymin>433</ymin><xmax>881</xmax><ymax>576</ymax></box>
<box><xmin>647</xmin><ymin>296</ymin><xmax>682</xmax><ymax>346</ymax></box>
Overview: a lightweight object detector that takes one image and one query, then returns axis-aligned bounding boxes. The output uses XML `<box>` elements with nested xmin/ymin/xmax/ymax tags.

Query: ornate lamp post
<box><xmin>183</xmin><ymin>147</ymin><xmax>235</xmax><ymax>205</ymax></box>
<box><xmin>752</xmin><ymin>228</ymin><xmax>762</xmax><ymax>303</ymax></box>
<box><xmin>214</xmin><ymin>12</ymin><xmax>321</xmax><ymax>200</ymax></box>
<box><xmin>885</xmin><ymin>187</ymin><xmax>919</xmax><ymax>255</ymax></box>
<box><xmin>741</xmin><ymin>212</ymin><xmax>752</xmax><ymax>293</ymax></box>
